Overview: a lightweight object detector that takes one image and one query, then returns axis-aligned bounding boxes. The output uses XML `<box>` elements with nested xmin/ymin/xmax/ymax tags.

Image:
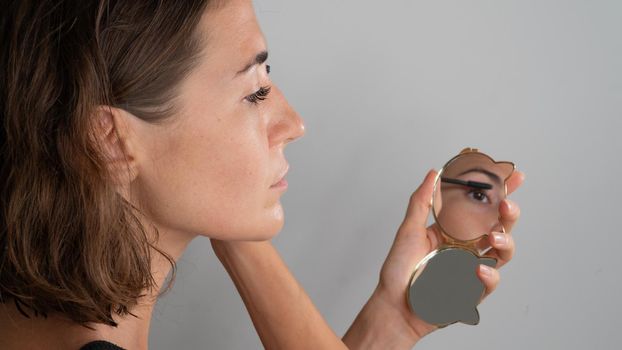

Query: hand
<box><xmin>374</xmin><ymin>169</ymin><xmax>525</xmax><ymax>340</ymax></box>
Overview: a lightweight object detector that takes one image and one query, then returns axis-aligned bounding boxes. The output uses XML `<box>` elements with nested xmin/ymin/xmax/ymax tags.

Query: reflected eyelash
<box><xmin>246</xmin><ymin>85</ymin><xmax>271</xmax><ymax>104</ymax></box>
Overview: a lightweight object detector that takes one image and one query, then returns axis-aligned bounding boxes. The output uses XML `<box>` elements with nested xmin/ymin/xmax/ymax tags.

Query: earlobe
<box><xmin>90</xmin><ymin>106</ymin><xmax>140</xmax><ymax>185</ymax></box>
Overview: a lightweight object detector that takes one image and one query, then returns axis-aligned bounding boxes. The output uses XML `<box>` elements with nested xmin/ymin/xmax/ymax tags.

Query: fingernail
<box><xmin>492</xmin><ymin>232</ymin><xmax>507</xmax><ymax>246</ymax></box>
<box><xmin>479</xmin><ymin>264</ymin><xmax>493</xmax><ymax>277</ymax></box>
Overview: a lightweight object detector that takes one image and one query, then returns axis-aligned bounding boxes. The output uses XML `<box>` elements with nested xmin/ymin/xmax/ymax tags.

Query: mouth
<box><xmin>270</xmin><ymin>164</ymin><xmax>289</xmax><ymax>189</ymax></box>
<box><xmin>270</xmin><ymin>178</ymin><xmax>288</xmax><ymax>189</ymax></box>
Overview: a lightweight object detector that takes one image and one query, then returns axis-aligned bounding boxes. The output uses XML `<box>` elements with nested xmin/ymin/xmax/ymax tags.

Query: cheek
<box><xmin>135</xmin><ymin>115</ymin><xmax>284</xmax><ymax>240</ymax></box>
<box><xmin>438</xmin><ymin>193</ymin><xmax>475</xmax><ymax>239</ymax></box>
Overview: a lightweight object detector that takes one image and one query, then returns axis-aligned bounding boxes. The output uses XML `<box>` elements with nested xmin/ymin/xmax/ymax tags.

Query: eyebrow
<box><xmin>235</xmin><ymin>50</ymin><xmax>269</xmax><ymax>76</ymax></box>
<box><xmin>456</xmin><ymin>168</ymin><xmax>503</xmax><ymax>186</ymax></box>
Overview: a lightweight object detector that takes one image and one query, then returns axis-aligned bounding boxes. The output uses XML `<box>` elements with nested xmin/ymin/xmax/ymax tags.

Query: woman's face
<box><xmin>128</xmin><ymin>0</ymin><xmax>305</xmax><ymax>241</ymax></box>
<box><xmin>435</xmin><ymin>155</ymin><xmax>512</xmax><ymax>241</ymax></box>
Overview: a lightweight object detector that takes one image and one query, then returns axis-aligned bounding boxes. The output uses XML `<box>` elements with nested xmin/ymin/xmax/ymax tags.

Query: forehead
<box><xmin>197</xmin><ymin>0</ymin><xmax>267</xmax><ymax>74</ymax></box>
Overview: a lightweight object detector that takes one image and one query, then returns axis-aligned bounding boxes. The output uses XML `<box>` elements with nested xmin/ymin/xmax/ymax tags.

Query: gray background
<box><xmin>150</xmin><ymin>0</ymin><xmax>622</xmax><ymax>349</ymax></box>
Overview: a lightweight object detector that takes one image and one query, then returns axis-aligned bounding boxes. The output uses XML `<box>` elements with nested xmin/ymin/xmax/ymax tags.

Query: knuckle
<box><xmin>415</xmin><ymin>199</ymin><xmax>429</xmax><ymax>213</ymax></box>
<box><xmin>493</xmin><ymin>268</ymin><xmax>501</xmax><ymax>281</ymax></box>
<box><xmin>409</xmin><ymin>190</ymin><xmax>419</xmax><ymax>203</ymax></box>
<box><xmin>408</xmin><ymin>190</ymin><xmax>429</xmax><ymax>212</ymax></box>
<box><xmin>486</xmin><ymin>271</ymin><xmax>500</xmax><ymax>292</ymax></box>
<box><xmin>505</xmin><ymin>237</ymin><xmax>516</xmax><ymax>259</ymax></box>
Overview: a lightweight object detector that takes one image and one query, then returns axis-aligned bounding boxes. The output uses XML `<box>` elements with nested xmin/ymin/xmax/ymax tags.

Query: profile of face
<box><xmin>120</xmin><ymin>0</ymin><xmax>305</xmax><ymax>241</ymax></box>
<box><xmin>433</xmin><ymin>153</ymin><xmax>514</xmax><ymax>243</ymax></box>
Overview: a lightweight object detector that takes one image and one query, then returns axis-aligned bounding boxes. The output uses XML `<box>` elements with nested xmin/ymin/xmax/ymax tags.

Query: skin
<box><xmin>436</xmin><ymin>157</ymin><xmax>513</xmax><ymax>241</ymax></box>
<box><xmin>0</xmin><ymin>0</ymin><xmax>525</xmax><ymax>349</ymax></box>
<box><xmin>126</xmin><ymin>1</ymin><xmax>303</xmax><ymax>243</ymax></box>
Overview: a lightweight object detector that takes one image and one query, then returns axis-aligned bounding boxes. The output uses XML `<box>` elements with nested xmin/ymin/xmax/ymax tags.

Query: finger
<box><xmin>506</xmin><ymin>170</ymin><xmax>525</xmax><ymax>195</ymax></box>
<box><xmin>499</xmin><ymin>199</ymin><xmax>521</xmax><ymax>234</ymax></box>
<box><xmin>477</xmin><ymin>264</ymin><xmax>500</xmax><ymax>301</ymax></box>
<box><xmin>488</xmin><ymin>231</ymin><xmax>515</xmax><ymax>266</ymax></box>
<box><xmin>426</xmin><ymin>224</ymin><xmax>442</xmax><ymax>250</ymax></box>
<box><xmin>432</xmin><ymin>175</ymin><xmax>442</xmax><ymax>215</ymax></box>
<box><xmin>401</xmin><ymin>169</ymin><xmax>438</xmax><ymax>232</ymax></box>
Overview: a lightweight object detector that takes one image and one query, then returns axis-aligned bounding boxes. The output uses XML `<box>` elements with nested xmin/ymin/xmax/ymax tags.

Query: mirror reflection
<box><xmin>433</xmin><ymin>152</ymin><xmax>514</xmax><ymax>243</ymax></box>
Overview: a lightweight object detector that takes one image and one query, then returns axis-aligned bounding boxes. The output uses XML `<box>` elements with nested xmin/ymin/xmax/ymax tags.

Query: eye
<box><xmin>266</xmin><ymin>64</ymin><xmax>271</xmax><ymax>74</ymax></box>
<box><xmin>245</xmin><ymin>85</ymin><xmax>271</xmax><ymax>104</ymax></box>
<box><xmin>467</xmin><ymin>189</ymin><xmax>490</xmax><ymax>204</ymax></box>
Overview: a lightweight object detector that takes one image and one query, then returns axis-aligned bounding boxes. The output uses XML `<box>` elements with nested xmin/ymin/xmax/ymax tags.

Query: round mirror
<box><xmin>433</xmin><ymin>149</ymin><xmax>515</xmax><ymax>248</ymax></box>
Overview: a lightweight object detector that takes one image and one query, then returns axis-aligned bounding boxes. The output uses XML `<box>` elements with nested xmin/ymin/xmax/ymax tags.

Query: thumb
<box><xmin>400</xmin><ymin>169</ymin><xmax>438</xmax><ymax>233</ymax></box>
<box><xmin>381</xmin><ymin>169</ymin><xmax>438</xmax><ymax>286</ymax></box>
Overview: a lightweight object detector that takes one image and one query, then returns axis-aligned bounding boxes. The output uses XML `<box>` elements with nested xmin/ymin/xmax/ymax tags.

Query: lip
<box><xmin>270</xmin><ymin>178</ymin><xmax>288</xmax><ymax>190</ymax></box>
<box><xmin>270</xmin><ymin>164</ymin><xmax>289</xmax><ymax>188</ymax></box>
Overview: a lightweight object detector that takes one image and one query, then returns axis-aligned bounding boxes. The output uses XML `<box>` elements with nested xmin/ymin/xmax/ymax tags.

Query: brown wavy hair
<box><xmin>0</xmin><ymin>0</ymin><xmax>214</xmax><ymax>326</ymax></box>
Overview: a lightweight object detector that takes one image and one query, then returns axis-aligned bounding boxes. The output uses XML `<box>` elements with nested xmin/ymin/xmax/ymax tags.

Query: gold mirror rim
<box><xmin>431</xmin><ymin>148</ymin><xmax>516</xmax><ymax>248</ymax></box>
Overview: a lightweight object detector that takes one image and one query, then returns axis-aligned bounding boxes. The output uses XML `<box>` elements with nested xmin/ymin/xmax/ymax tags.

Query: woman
<box><xmin>0</xmin><ymin>0</ymin><xmax>524</xmax><ymax>349</ymax></box>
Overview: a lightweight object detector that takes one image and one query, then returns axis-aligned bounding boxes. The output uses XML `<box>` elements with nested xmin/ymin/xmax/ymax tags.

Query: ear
<box><xmin>90</xmin><ymin>106</ymin><xmax>140</xmax><ymax>186</ymax></box>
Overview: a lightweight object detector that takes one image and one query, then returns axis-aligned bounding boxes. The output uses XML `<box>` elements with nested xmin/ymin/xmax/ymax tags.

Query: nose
<box><xmin>267</xmin><ymin>85</ymin><xmax>305</xmax><ymax>147</ymax></box>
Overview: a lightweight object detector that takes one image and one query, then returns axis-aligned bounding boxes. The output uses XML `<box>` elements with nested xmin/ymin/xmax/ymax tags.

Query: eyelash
<box><xmin>244</xmin><ymin>65</ymin><xmax>272</xmax><ymax>104</ymax></box>
<box><xmin>246</xmin><ymin>85</ymin><xmax>271</xmax><ymax>104</ymax></box>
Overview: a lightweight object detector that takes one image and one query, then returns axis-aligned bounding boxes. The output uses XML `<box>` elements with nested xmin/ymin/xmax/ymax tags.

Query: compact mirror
<box><xmin>407</xmin><ymin>148</ymin><xmax>515</xmax><ymax>328</ymax></box>
<box><xmin>434</xmin><ymin>149</ymin><xmax>515</xmax><ymax>252</ymax></box>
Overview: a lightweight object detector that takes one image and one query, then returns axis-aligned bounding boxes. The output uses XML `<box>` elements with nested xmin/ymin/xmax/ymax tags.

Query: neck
<box><xmin>91</xmin><ymin>227</ymin><xmax>196</xmax><ymax>349</ymax></box>
<box><xmin>0</xmin><ymin>226</ymin><xmax>196</xmax><ymax>350</ymax></box>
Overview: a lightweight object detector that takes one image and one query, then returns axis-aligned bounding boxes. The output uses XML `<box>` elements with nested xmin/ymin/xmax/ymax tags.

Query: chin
<box><xmin>246</xmin><ymin>217</ymin><xmax>285</xmax><ymax>241</ymax></box>
<box><xmin>196</xmin><ymin>204</ymin><xmax>285</xmax><ymax>241</ymax></box>
<box><xmin>201</xmin><ymin>217</ymin><xmax>284</xmax><ymax>242</ymax></box>
<box><xmin>242</xmin><ymin>207</ymin><xmax>286</xmax><ymax>241</ymax></box>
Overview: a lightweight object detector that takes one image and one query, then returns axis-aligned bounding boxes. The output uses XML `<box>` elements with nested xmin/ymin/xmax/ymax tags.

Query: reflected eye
<box><xmin>467</xmin><ymin>189</ymin><xmax>490</xmax><ymax>204</ymax></box>
<box><xmin>245</xmin><ymin>85</ymin><xmax>271</xmax><ymax>104</ymax></box>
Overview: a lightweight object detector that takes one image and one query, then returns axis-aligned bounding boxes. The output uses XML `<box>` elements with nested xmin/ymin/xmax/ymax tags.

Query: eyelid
<box><xmin>243</xmin><ymin>64</ymin><xmax>271</xmax><ymax>105</ymax></box>
<box><xmin>245</xmin><ymin>85</ymin><xmax>272</xmax><ymax>104</ymax></box>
